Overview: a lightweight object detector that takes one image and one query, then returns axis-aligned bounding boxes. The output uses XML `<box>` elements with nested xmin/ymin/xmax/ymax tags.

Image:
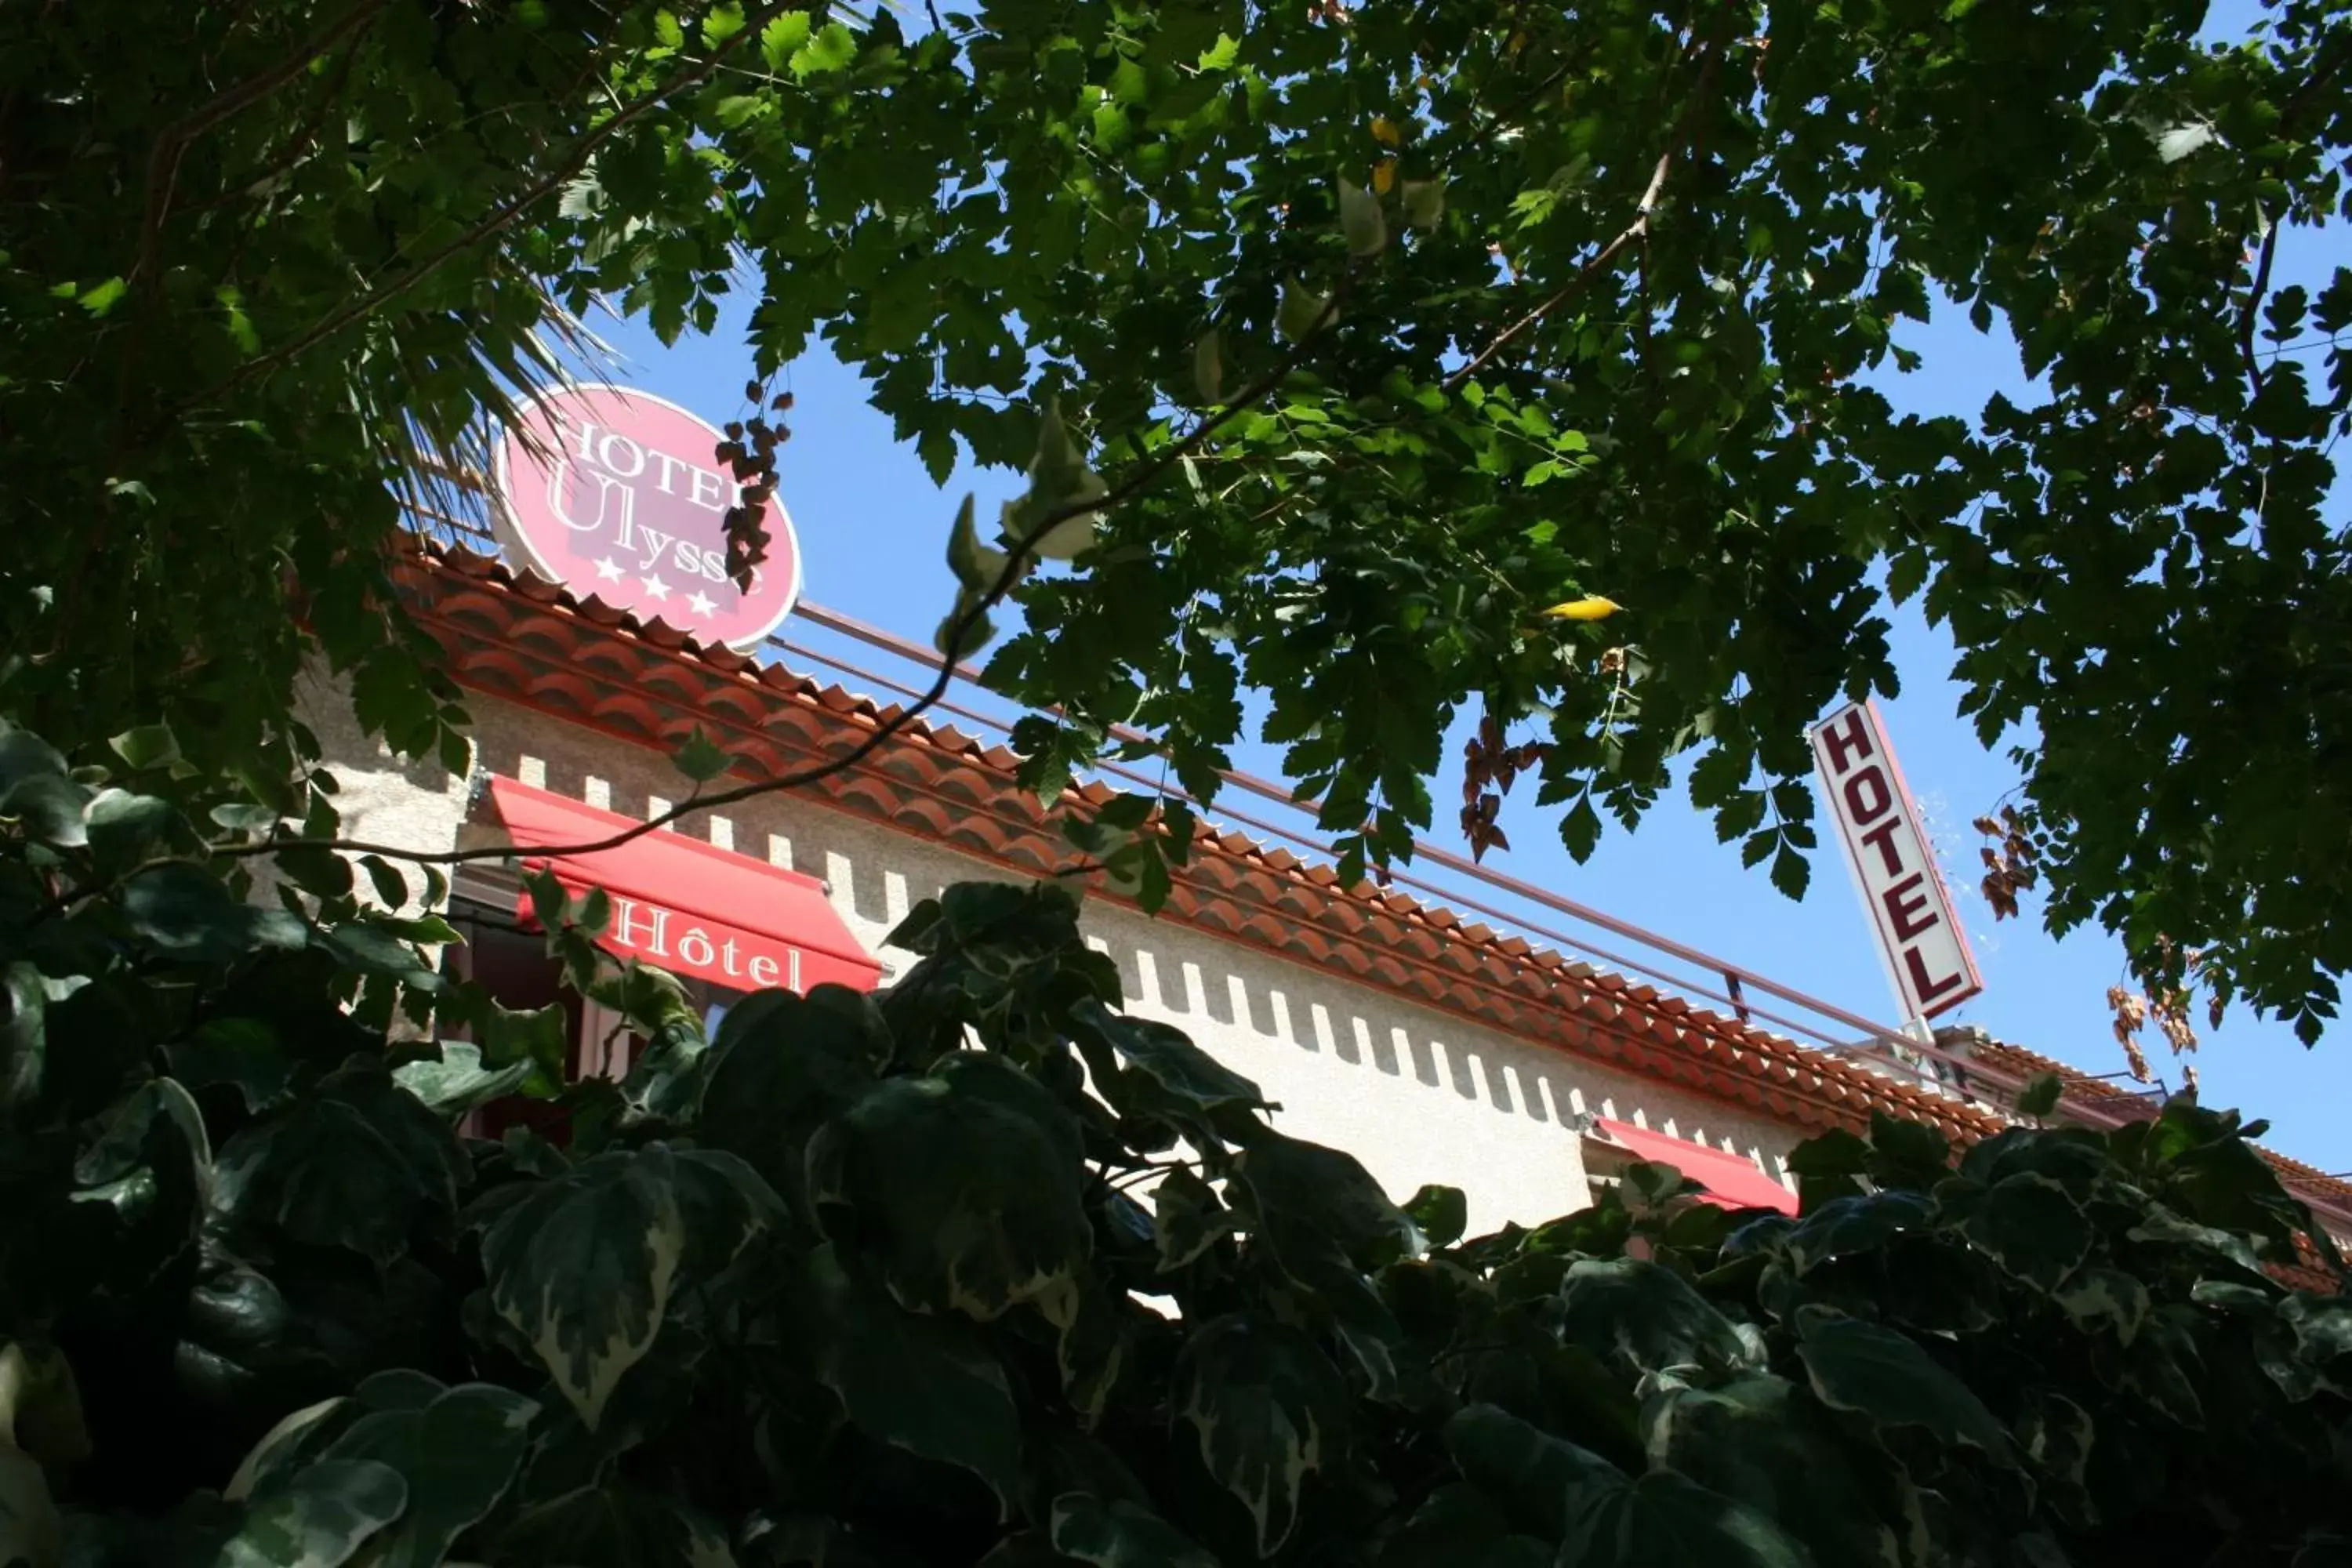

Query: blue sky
<box><xmin>544</xmin><ymin>7</ymin><xmax>2351</xmax><ymax>1171</ymax></box>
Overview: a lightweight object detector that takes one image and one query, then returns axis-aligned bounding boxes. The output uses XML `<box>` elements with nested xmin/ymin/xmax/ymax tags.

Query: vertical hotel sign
<box><xmin>1809</xmin><ymin>702</ymin><xmax>1984</xmax><ymax>1022</ymax></box>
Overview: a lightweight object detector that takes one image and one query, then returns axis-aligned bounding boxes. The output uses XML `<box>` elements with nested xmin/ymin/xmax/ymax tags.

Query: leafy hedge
<box><xmin>6</xmin><ymin>719</ymin><xmax>2352</xmax><ymax>1568</ymax></box>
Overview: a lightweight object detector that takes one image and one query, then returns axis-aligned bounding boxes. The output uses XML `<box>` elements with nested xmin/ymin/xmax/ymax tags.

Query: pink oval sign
<box><xmin>493</xmin><ymin>384</ymin><xmax>803</xmax><ymax>651</ymax></box>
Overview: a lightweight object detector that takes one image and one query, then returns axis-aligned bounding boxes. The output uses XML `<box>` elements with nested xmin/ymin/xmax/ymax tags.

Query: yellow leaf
<box><xmin>1372</xmin><ymin>158</ymin><xmax>1397</xmax><ymax>195</ymax></box>
<box><xmin>1370</xmin><ymin>116</ymin><xmax>1402</xmax><ymax>147</ymax></box>
<box><xmin>1542</xmin><ymin>596</ymin><xmax>1624</xmax><ymax>622</ymax></box>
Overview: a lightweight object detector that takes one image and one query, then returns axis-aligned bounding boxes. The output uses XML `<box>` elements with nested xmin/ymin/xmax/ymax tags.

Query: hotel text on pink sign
<box><xmin>1809</xmin><ymin>702</ymin><xmax>1984</xmax><ymax>1021</ymax></box>
<box><xmin>494</xmin><ymin>383</ymin><xmax>802</xmax><ymax>651</ymax></box>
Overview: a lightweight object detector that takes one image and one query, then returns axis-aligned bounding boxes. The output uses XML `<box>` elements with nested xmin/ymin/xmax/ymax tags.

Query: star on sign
<box><xmin>593</xmin><ymin>556</ymin><xmax>624</xmax><ymax>583</ymax></box>
<box><xmin>640</xmin><ymin>572</ymin><xmax>672</xmax><ymax>601</ymax></box>
<box><xmin>685</xmin><ymin>590</ymin><xmax>717</xmax><ymax>618</ymax></box>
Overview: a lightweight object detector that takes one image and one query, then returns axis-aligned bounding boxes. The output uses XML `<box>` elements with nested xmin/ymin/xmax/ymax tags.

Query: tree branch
<box><xmin>135</xmin><ymin>0</ymin><xmax>394</xmax><ymax>289</ymax></box>
<box><xmin>110</xmin><ymin>288</ymin><xmax>1350</xmax><ymax>886</ymax></box>
<box><xmin>2241</xmin><ymin>213</ymin><xmax>2281</xmax><ymax>404</ymax></box>
<box><xmin>1444</xmin><ymin>148</ymin><xmax>1672</xmax><ymax>391</ymax></box>
<box><xmin>1445</xmin><ymin>1</ymin><xmax>1733</xmax><ymax>392</ymax></box>
<box><xmin>196</xmin><ymin>0</ymin><xmax>807</xmax><ymax>406</ymax></box>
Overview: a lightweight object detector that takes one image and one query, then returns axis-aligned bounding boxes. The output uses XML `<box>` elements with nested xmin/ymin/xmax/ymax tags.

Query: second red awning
<box><xmin>488</xmin><ymin>776</ymin><xmax>882</xmax><ymax>995</ymax></box>
<box><xmin>1592</xmin><ymin>1117</ymin><xmax>1798</xmax><ymax>1215</ymax></box>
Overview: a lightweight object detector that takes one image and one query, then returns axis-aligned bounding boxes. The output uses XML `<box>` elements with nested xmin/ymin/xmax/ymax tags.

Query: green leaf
<box><xmin>393</xmin><ymin>1041</ymin><xmax>531</xmax><ymax>1117</ymax></box>
<box><xmin>1400</xmin><ymin>177</ymin><xmax>1446</xmax><ymax>230</ymax></box>
<box><xmin>1192</xmin><ymin>329</ymin><xmax>1224</xmax><ymax>405</ymax></box>
<box><xmin>1646</xmin><ymin>1375</ymin><xmax>1907</xmax><ymax>1568</ymax></box>
<box><xmin>758</xmin><ymin>9</ymin><xmax>811</xmax><ymax>67</ymax></box>
<box><xmin>2053</xmin><ymin>1266</ymin><xmax>2151</xmax><ymax>1344</ymax></box>
<box><xmin>1961</xmin><ymin>1172</ymin><xmax>2094</xmax><ymax>1291</ymax></box>
<box><xmin>316</xmin><ymin>1381</ymin><xmax>541</xmax><ymax>1568</ymax></box>
<box><xmin>1171</xmin><ymin>1315</ymin><xmax>1352</xmax><ymax>1555</ymax></box>
<box><xmin>1233</xmin><ymin>1129</ymin><xmax>1415</xmax><ymax>1390</ymax></box>
<box><xmin>697</xmin><ymin>985</ymin><xmax>886</xmax><ymax>1207</ymax></box>
<box><xmin>167</xmin><ymin>1015</ymin><xmax>296</xmax><ymax>1112</ymax></box>
<box><xmin>1069</xmin><ymin>997</ymin><xmax>1265</xmax><ymax>1131</ymax></box>
<box><xmin>1375</xmin><ymin>1484</ymin><xmax>1549</xmax><ymax>1568</ymax></box>
<box><xmin>1403</xmin><ymin>1183</ymin><xmax>1468</xmax><ymax>1249</ymax></box>
<box><xmin>1152</xmin><ymin>1166</ymin><xmax>1238</xmax><ymax>1270</ymax></box>
<box><xmin>0</xmin><ymin>764</ymin><xmax>85</xmax><ymax>848</ymax></box>
<box><xmin>1441</xmin><ymin>1403</ymin><xmax>1623</xmax><ymax>1539</ymax></box>
<box><xmin>107</xmin><ymin>723</ymin><xmax>181</xmax><ymax>771</ymax></box>
<box><xmin>218</xmin><ymin>1458</ymin><xmax>407</xmax><ymax>1568</ymax></box>
<box><xmin>1049</xmin><ymin>1494</ymin><xmax>1218</xmax><ymax>1568</ymax></box>
<box><xmin>790</xmin><ymin>19</ymin><xmax>858</xmax><ymax>76</ymax></box>
<box><xmin>808</xmin><ymin>1052</ymin><xmax>1091</xmax><ymax>1327</ymax></box>
<box><xmin>1338</xmin><ymin>176</ymin><xmax>1386</xmax><ymax>256</ymax></box>
<box><xmin>1277</xmin><ymin>280</ymin><xmax>1333</xmax><ymax>341</ymax></box>
<box><xmin>74</xmin><ymin>1076</ymin><xmax>213</xmax><ymax>1287</ymax></box>
<box><xmin>1559</xmin><ymin>1257</ymin><xmax>1755</xmax><ymax>1379</ymax></box>
<box><xmin>1781</xmin><ymin>1190</ymin><xmax>1934</xmax><ymax>1276</ymax></box>
<box><xmin>121</xmin><ymin>866</ymin><xmax>305</xmax><ymax>964</ymax></box>
<box><xmin>2016</xmin><ymin>1072</ymin><xmax>2064</xmax><ymax>1117</ymax></box>
<box><xmin>672</xmin><ymin>728</ymin><xmax>730</xmax><ymax>783</ymax></box>
<box><xmin>1794</xmin><ymin>1307</ymin><xmax>2016</xmax><ymax>1463</ymax></box>
<box><xmin>1563</xmin><ymin>1468</ymin><xmax>1813</xmax><ymax>1568</ymax></box>
<box><xmin>476</xmin><ymin>1148</ymin><xmax>692</xmax><ymax>1428</ymax></box>
<box><xmin>77</xmin><ymin>276</ymin><xmax>128</xmax><ymax>317</ymax></box>
<box><xmin>786</xmin><ymin>1242</ymin><xmax>1025</xmax><ymax>1508</ymax></box>
<box><xmin>490</xmin><ymin>1483</ymin><xmax>737</xmax><ymax>1567</ymax></box>
<box><xmin>358</xmin><ymin>854</ymin><xmax>408</xmax><ymax>909</ymax></box>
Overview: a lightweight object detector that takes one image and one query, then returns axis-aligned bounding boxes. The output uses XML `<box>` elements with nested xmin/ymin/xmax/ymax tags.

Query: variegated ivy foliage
<box><xmin>9</xmin><ymin>719</ymin><xmax>2352</xmax><ymax>1568</ymax></box>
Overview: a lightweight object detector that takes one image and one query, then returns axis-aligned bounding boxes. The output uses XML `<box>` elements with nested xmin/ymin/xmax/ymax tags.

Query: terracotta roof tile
<box><xmin>390</xmin><ymin>541</ymin><xmax>2352</xmax><ymax>1247</ymax></box>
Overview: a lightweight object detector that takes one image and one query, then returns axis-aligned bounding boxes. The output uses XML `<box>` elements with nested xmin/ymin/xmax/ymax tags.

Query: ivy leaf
<box><xmin>807</xmin><ymin>1052</ymin><xmax>1092</xmax><ymax>1327</ymax></box>
<box><xmin>1152</xmin><ymin>1166</ymin><xmax>1239</xmax><ymax>1270</ymax></box>
<box><xmin>392</xmin><ymin>1041</ymin><xmax>531</xmax><ymax>1118</ymax></box>
<box><xmin>216</xmin><ymin>1458</ymin><xmax>407</xmax><ymax>1568</ymax></box>
<box><xmin>1563</xmin><ymin>1468</ymin><xmax>1813</xmax><ymax>1568</ymax></box>
<box><xmin>1377</xmin><ymin>1484</ymin><xmax>1551</xmax><ymax>1568</ymax></box>
<box><xmin>475</xmin><ymin>1148</ymin><xmax>693</xmax><ymax>1428</ymax></box>
<box><xmin>1794</xmin><ymin>1307</ymin><xmax>2017</xmax><ymax>1464</ymax></box>
<box><xmin>488</xmin><ymin>1482</ymin><xmax>738</xmax><ymax>1566</ymax></box>
<box><xmin>1067</xmin><ymin>996</ymin><xmax>1266</xmax><ymax>1133</ymax></box>
<box><xmin>1559</xmin><ymin>1258</ymin><xmax>1755</xmax><ymax>1380</ymax></box>
<box><xmin>1645</xmin><ymin>1375</ymin><xmax>1909</xmax><ymax>1568</ymax></box>
<box><xmin>315</xmin><ymin>1381</ymin><xmax>541</xmax><ymax>1568</ymax></box>
<box><xmin>1049</xmin><ymin>1494</ymin><xmax>1218</xmax><ymax>1568</ymax></box>
<box><xmin>697</xmin><ymin>985</ymin><xmax>886</xmax><ymax>1210</ymax></box>
<box><xmin>1171</xmin><ymin>1314</ymin><xmax>1352</xmax><ymax>1555</ymax></box>
<box><xmin>212</xmin><ymin>1061</ymin><xmax>470</xmax><ymax>1264</ymax></box>
<box><xmin>1442</xmin><ymin>1403</ymin><xmax>1624</xmax><ymax>1539</ymax></box>
<box><xmin>1961</xmin><ymin>1173</ymin><xmax>2094</xmax><ymax>1291</ymax></box>
<box><xmin>786</xmin><ymin>1242</ymin><xmax>1025</xmax><ymax>1509</ymax></box>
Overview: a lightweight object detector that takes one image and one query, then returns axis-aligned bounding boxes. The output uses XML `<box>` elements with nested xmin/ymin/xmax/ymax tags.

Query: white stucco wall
<box><xmin>298</xmin><ymin>671</ymin><xmax>1801</xmax><ymax>1238</ymax></box>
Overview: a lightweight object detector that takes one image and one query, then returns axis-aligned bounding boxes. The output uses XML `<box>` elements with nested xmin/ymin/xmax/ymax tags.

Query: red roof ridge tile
<box><xmin>394</xmin><ymin>541</ymin><xmax>2158</xmax><ymax>1157</ymax></box>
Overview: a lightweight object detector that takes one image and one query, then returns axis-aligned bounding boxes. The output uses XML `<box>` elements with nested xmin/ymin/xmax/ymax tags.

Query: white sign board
<box><xmin>1809</xmin><ymin>701</ymin><xmax>1983</xmax><ymax>1022</ymax></box>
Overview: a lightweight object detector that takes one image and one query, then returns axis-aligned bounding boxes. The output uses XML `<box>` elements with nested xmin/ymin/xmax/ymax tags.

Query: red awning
<box><xmin>487</xmin><ymin>777</ymin><xmax>881</xmax><ymax>995</ymax></box>
<box><xmin>1592</xmin><ymin>1118</ymin><xmax>1797</xmax><ymax>1215</ymax></box>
